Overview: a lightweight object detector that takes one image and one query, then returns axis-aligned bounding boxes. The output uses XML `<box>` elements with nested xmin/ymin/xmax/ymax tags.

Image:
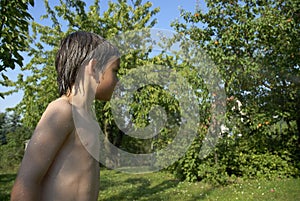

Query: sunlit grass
<box><xmin>99</xmin><ymin>168</ymin><xmax>300</xmax><ymax>201</ymax></box>
<box><xmin>1</xmin><ymin>168</ymin><xmax>299</xmax><ymax>201</ymax></box>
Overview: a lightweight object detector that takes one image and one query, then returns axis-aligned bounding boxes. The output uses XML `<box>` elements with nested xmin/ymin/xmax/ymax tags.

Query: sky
<box><xmin>0</xmin><ymin>0</ymin><xmax>205</xmax><ymax>112</ymax></box>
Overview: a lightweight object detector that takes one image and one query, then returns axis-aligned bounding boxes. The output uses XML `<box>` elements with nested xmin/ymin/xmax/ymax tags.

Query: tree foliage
<box><xmin>0</xmin><ymin>111</ymin><xmax>32</xmax><ymax>170</ymax></box>
<box><xmin>169</xmin><ymin>0</ymin><xmax>300</xmax><ymax>182</ymax></box>
<box><xmin>0</xmin><ymin>0</ymin><xmax>34</xmax><ymax>75</ymax></box>
<box><xmin>175</xmin><ymin>0</ymin><xmax>300</xmax><ymax>131</ymax></box>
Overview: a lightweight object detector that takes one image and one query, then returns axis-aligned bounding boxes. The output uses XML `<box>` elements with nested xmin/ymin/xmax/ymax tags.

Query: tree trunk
<box><xmin>296</xmin><ymin>117</ymin><xmax>300</xmax><ymax>151</ymax></box>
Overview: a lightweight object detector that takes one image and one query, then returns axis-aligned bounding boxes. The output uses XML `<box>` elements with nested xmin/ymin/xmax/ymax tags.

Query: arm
<box><xmin>11</xmin><ymin>100</ymin><xmax>74</xmax><ymax>201</ymax></box>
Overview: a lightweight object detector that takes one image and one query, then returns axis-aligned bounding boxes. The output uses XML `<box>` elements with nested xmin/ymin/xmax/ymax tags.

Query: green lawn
<box><xmin>1</xmin><ymin>168</ymin><xmax>300</xmax><ymax>201</ymax></box>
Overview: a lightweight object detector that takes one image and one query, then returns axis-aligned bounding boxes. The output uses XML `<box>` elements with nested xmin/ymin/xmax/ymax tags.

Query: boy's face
<box><xmin>95</xmin><ymin>58</ymin><xmax>120</xmax><ymax>101</ymax></box>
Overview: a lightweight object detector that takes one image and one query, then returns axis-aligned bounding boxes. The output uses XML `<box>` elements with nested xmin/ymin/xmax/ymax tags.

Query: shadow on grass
<box><xmin>100</xmin><ymin>175</ymin><xmax>215</xmax><ymax>201</ymax></box>
<box><xmin>100</xmin><ymin>177</ymin><xmax>177</xmax><ymax>200</ymax></box>
<box><xmin>0</xmin><ymin>173</ymin><xmax>16</xmax><ymax>201</ymax></box>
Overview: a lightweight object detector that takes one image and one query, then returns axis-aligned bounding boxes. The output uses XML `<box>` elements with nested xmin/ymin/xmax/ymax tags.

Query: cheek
<box><xmin>95</xmin><ymin>84</ymin><xmax>108</xmax><ymax>101</ymax></box>
<box><xmin>95</xmin><ymin>79</ymin><xmax>116</xmax><ymax>101</ymax></box>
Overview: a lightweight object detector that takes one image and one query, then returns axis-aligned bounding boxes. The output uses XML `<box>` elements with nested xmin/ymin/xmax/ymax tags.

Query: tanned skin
<box><xmin>11</xmin><ymin>58</ymin><xmax>120</xmax><ymax>201</ymax></box>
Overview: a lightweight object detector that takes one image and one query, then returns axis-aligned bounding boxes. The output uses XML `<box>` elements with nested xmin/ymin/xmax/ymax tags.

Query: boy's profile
<box><xmin>11</xmin><ymin>31</ymin><xmax>120</xmax><ymax>201</ymax></box>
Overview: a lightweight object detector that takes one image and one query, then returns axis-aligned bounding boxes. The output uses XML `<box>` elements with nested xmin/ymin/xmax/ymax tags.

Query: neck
<box><xmin>69</xmin><ymin>80</ymin><xmax>96</xmax><ymax>114</ymax></box>
<box><xmin>67</xmin><ymin>62</ymin><xmax>99</xmax><ymax>114</ymax></box>
<box><xmin>71</xmin><ymin>91</ymin><xmax>94</xmax><ymax>112</ymax></box>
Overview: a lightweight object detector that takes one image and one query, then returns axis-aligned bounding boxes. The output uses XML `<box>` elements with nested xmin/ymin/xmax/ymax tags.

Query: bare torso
<box><xmin>40</xmin><ymin>128</ymin><xmax>100</xmax><ymax>201</ymax></box>
<box><xmin>37</xmin><ymin>99</ymin><xmax>101</xmax><ymax>201</ymax></box>
<box><xmin>11</xmin><ymin>98</ymin><xmax>101</xmax><ymax>201</ymax></box>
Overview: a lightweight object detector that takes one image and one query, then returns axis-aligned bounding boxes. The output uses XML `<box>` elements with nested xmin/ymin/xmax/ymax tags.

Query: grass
<box><xmin>0</xmin><ymin>171</ymin><xmax>16</xmax><ymax>201</ymax></box>
<box><xmin>1</xmin><ymin>168</ymin><xmax>300</xmax><ymax>201</ymax></box>
<box><xmin>99</xmin><ymin>169</ymin><xmax>300</xmax><ymax>201</ymax></box>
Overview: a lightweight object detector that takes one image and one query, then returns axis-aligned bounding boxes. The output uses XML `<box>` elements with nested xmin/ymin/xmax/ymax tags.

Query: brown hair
<box><xmin>55</xmin><ymin>31</ymin><xmax>119</xmax><ymax>96</ymax></box>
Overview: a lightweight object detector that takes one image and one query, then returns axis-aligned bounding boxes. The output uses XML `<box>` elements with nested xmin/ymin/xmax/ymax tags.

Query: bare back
<box><xmin>41</xmin><ymin>130</ymin><xmax>99</xmax><ymax>201</ymax></box>
<box><xmin>11</xmin><ymin>98</ymin><xmax>100</xmax><ymax>201</ymax></box>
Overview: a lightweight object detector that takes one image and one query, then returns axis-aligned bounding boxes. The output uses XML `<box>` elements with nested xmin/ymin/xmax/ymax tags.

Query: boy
<box><xmin>11</xmin><ymin>31</ymin><xmax>120</xmax><ymax>201</ymax></box>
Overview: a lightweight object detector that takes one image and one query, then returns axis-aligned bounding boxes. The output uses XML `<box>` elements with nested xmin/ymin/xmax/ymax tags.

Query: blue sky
<box><xmin>0</xmin><ymin>0</ymin><xmax>205</xmax><ymax>112</ymax></box>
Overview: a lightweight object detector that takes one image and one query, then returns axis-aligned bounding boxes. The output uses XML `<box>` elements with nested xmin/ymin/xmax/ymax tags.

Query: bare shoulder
<box><xmin>38</xmin><ymin>97</ymin><xmax>74</xmax><ymax>132</ymax></box>
<box><xmin>45</xmin><ymin>97</ymin><xmax>73</xmax><ymax>119</ymax></box>
<box><xmin>48</xmin><ymin>97</ymin><xmax>72</xmax><ymax>111</ymax></box>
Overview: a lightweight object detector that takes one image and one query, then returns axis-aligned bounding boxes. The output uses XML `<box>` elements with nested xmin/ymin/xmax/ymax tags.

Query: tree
<box><xmin>0</xmin><ymin>112</ymin><xmax>7</xmax><ymax>144</ymax></box>
<box><xmin>0</xmin><ymin>0</ymin><xmax>34</xmax><ymax>78</ymax></box>
<box><xmin>0</xmin><ymin>111</ymin><xmax>31</xmax><ymax>170</ymax></box>
<box><xmin>177</xmin><ymin>0</ymin><xmax>299</xmax><ymax>135</ymax></box>
<box><xmin>169</xmin><ymin>0</ymin><xmax>300</xmax><ymax>182</ymax></box>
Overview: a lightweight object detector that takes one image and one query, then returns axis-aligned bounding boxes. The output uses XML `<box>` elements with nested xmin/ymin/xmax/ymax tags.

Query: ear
<box><xmin>86</xmin><ymin>59</ymin><xmax>98</xmax><ymax>76</ymax></box>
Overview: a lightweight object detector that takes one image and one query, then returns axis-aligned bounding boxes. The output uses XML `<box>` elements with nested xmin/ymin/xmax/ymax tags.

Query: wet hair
<box><xmin>55</xmin><ymin>31</ymin><xmax>120</xmax><ymax>96</ymax></box>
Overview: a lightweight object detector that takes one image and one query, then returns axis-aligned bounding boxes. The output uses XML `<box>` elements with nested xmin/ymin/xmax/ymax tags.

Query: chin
<box><xmin>95</xmin><ymin>89</ymin><xmax>114</xmax><ymax>101</ymax></box>
<box><xmin>95</xmin><ymin>95</ymin><xmax>112</xmax><ymax>101</ymax></box>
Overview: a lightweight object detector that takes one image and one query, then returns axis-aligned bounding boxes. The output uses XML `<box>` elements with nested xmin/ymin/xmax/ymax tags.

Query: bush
<box><xmin>166</xmin><ymin>128</ymin><xmax>300</xmax><ymax>185</ymax></box>
<box><xmin>0</xmin><ymin>127</ymin><xmax>31</xmax><ymax>171</ymax></box>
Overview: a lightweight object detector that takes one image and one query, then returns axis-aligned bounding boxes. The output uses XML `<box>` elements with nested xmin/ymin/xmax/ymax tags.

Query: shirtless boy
<box><xmin>11</xmin><ymin>31</ymin><xmax>120</xmax><ymax>201</ymax></box>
